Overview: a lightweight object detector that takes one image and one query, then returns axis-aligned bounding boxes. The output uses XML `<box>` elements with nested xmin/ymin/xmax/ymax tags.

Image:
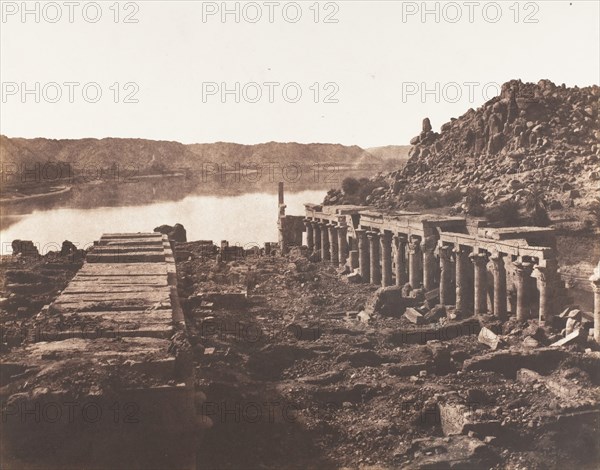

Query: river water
<box><xmin>0</xmin><ymin>181</ymin><xmax>326</xmax><ymax>255</ymax></box>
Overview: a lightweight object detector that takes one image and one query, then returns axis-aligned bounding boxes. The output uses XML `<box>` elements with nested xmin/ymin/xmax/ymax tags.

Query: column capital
<box><xmin>533</xmin><ymin>264</ymin><xmax>556</xmax><ymax>283</ymax></box>
<box><xmin>439</xmin><ymin>245</ymin><xmax>453</xmax><ymax>261</ymax></box>
<box><xmin>337</xmin><ymin>215</ymin><xmax>348</xmax><ymax>226</ymax></box>
<box><xmin>407</xmin><ymin>237</ymin><xmax>421</xmax><ymax>253</ymax></box>
<box><xmin>453</xmin><ymin>245</ymin><xmax>470</xmax><ymax>256</ymax></box>
<box><xmin>381</xmin><ymin>231</ymin><xmax>393</xmax><ymax>243</ymax></box>
<box><xmin>367</xmin><ymin>231</ymin><xmax>380</xmax><ymax>241</ymax></box>
<box><xmin>393</xmin><ymin>234</ymin><xmax>408</xmax><ymax>245</ymax></box>
<box><xmin>513</xmin><ymin>261</ymin><xmax>533</xmax><ymax>277</ymax></box>
<box><xmin>355</xmin><ymin>228</ymin><xmax>367</xmax><ymax>239</ymax></box>
<box><xmin>470</xmin><ymin>252</ymin><xmax>489</xmax><ymax>267</ymax></box>
<box><xmin>423</xmin><ymin>235</ymin><xmax>437</xmax><ymax>253</ymax></box>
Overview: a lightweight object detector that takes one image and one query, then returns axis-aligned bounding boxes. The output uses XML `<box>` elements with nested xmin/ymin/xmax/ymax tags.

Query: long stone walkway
<box><xmin>49</xmin><ymin>232</ymin><xmax>182</xmax><ymax>338</ymax></box>
<box><xmin>2</xmin><ymin>232</ymin><xmax>197</xmax><ymax>469</ymax></box>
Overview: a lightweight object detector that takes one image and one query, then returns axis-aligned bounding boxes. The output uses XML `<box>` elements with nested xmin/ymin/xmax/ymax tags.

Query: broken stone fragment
<box><xmin>551</xmin><ymin>328</ymin><xmax>585</xmax><ymax>347</ymax></box>
<box><xmin>523</xmin><ymin>336</ymin><xmax>540</xmax><ymax>348</ymax></box>
<box><xmin>404</xmin><ymin>307</ymin><xmax>425</xmax><ymax>325</ymax></box>
<box><xmin>478</xmin><ymin>327</ymin><xmax>503</xmax><ymax>350</ymax></box>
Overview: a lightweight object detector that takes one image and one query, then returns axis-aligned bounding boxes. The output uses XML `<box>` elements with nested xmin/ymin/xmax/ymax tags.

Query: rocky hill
<box><xmin>0</xmin><ymin>137</ymin><xmax>381</xmax><ymax>181</ymax></box>
<box><xmin>334</xmin><ymin>80</ymin><xmax>599</xmax><ymax>215</ymax></box>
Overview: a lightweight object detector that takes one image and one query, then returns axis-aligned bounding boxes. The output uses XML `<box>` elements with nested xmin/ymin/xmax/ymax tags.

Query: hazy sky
<box><xmin>1</xmin><ymin>0</ymin><xmax>598</xmax><ymax>148</ymax></box>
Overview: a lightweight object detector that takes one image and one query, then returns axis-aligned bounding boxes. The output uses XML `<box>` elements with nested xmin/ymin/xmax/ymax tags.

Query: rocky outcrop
<box><xmin>364</xmin><ymin>80</ymin><xmax>599</xmax><ymax>211</ymax></box>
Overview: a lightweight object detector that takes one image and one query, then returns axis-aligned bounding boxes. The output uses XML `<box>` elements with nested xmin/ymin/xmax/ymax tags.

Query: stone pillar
<box><xmin>328</xmin><ymin>224</ymin><xmax>339</xmax><ymax>266</ymax></box>
<box><xmin>356</xmin><ymin>229</ymin><xmax>370</xmax><ymax>282</ymax></box>
<box><xmin>422</xmin><ymin>242</ymin><xmax>436</xmax><ymax>291</ymax></box>
<box><xmin>320</xmin><ymin>223</ymin><xmax>330</xmax><ymax>261</ymax></box>
<box><xmin>490</xmin><ymin>252</ymin><xmax>507</xmax><ymax>319</ymax></box>
<box><xmin>514</xmin><ymin>261</ymin><xmax>533</xmax><ymax>322</ymax></box>
<box><xmin>439</xmin><ymin>245</ymin><xmax>453</xmax><ymax>305</ymax></box>
<box><xmin>337</xmin><ymin>224</ymin><xmax>349</xmax><ymax>266</ymax></box>
<box><xmin>408</xmin><ymin>237</ymin><xmax>422</xmax><ymax>289</ymax></box>
<box><xmin>311</xmin><ymin>222</ymin><xmax>321</xmax><ymax>259</ymax></box>
<box><xmin>470</xmin><ymin>252</ymin><xmax>489</xmax><ymax>315</ymax></box>
<box><xmin>304</xmin><ymin>220</ymin><xmax>314</xmax><ymax>252</ymax></box>
<box><xmin>454</xmin><ymin>246</ymin><xmax>472</xmax><ymax>314</ymax></box>
<box><xmin>534</xmin><ymin>261</ymin><xmax>557</xmax><ymax>325</ymax></box>
<box><xmin>367</xmin><ymin>231</ymin><xmax>381</xmax><ymax>285</ymax></box>
<box><xmin>590</xmin><ymin>263</ymin><xmax>600</xmax><ymax>344</ymax></box>
<box><xmin>380</xmin><ymin>231</ymin><xmax>393</xmax><ymax>287</ymax></box>
<box><xmin>393</xmin><ymin>235</ymin><xmax>408</xmax><ymax>286</ymax></box>
<box><xmin>349</xmin><ymin>250</ymin><xmax>359</xmax><ymax>270</ymax></box>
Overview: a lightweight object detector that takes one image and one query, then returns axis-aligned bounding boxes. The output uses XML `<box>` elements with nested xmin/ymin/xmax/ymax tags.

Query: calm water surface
<box><xmin>0</xmin><ymin>190</ymin><xmax>325</xmax><ymax>254</ymax></box>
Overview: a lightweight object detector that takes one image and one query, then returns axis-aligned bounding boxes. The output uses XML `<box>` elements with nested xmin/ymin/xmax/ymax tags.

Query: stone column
<box><xmin>320</xmin><ymin>223</ymin><xmax>330</xmax><ymax>261</ymax></box>
<box><xmin>393</xmin><ymin>235</ymin><xmax>408</xmax><ymax>286</ymax></box>
<box><xmin>490</xmin><ymin>252</ymin><xmax>507</xmax><ymax>319</ymax></box>
<box><xmin>439</xmin><ymin>245</ymin><xmax>453</xmax><ymax>305</ymax></box>
<box><xmin>513</xmin><ymin>261</ymin><xmax>533</xmax><ymax>322</ymax></box>
<box><xmin>534</xmin><ymin>261</ymin><xmax>557</xmax><ymax>325</ymax></box>
<box><xmin>356</xmin><ymin>229</ymin><xmax>370</xmax><ymax>282</ymax></box>
<box><xmin>368</xmin><ymin>231</ymin><xmax>381</xmax><ymax>285</ymax></box>
<box><xmin>454</xmin><ymin>246</ymin><xmax>472</xmax><ymax>314</ymax></box>
<box><xmin>304</xmin><ymin>220</ymin><xmax>314</xmax><ymax>252</ymax></box>
<box><xmin>422</xmin><ymin>241</ymin><xmax>436</xmax><ymax>291</ymax></box>
<box><xmin>470</xmin><ymin>252</ymin><xmax>489</xmax><ymax>315</ymax></box>
<box><xmin>337</xmin><ymin>224</ymin><xmax>349</xmax><ymax>266</ymax></box>
<box><xmin>349</xmin><ymin>250</ymin><xmax>359</xmax><ymax>269</ymax></box>
<box><xmin>380</xmin><ymin>231</ymin><xmax>393</xmax><ymax>287</ymax></box>
<box><xmin>311</xmin><ymin>222</ymin><xmax>321</xmax><ymax>259</ymax></box>
<box><xmin>328</xmin><ymin>224</ymin><xmax>339</xmax><ymax>266</ymax></box>
<box><xmin>408</xmin><ymin>237</ymin><xmax>422</xmax><ymax>289</ymax></box>
<box><xmin>590</xmin><ymin>263</ymin><xmax>600</xmax><ymax>344</ymax></box>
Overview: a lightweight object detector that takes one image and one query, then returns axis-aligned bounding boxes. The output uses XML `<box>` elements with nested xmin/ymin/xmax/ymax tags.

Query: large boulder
<box><xmin>154</xmin><ymin>223</ymin><xmax>187</xmax><ymax>242</ymax></box>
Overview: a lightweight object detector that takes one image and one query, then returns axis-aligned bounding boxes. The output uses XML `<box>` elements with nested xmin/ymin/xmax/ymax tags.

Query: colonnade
<box><xmin>303</xmin><ymin>217</ymin><xmax>559</xmax><ymax>322</ymax></box>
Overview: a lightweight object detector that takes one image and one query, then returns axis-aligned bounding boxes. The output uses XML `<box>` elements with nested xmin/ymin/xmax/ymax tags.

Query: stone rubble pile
<box><xmin>354</xmin><ymin>80</ymin><xmax>600</xmax><ymax>210</ymax></box>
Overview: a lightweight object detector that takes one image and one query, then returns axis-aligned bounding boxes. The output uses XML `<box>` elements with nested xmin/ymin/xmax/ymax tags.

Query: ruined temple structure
<box><xmin>279</xmin><ymin>196</ymin><xmax>575</xmax><ymax>326</ymax></box>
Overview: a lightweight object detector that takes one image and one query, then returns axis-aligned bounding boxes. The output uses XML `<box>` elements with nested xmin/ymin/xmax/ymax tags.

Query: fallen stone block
<box><xmin>356</xmin><ymin>311</ymin><xmax>372</xmax><ymax>324</ymax></box>
<box><xmin>405</xmin><ymin>435</ymin><xmax>498</xmax><ymax>469</ymax></box>
<box><xmin>523</xmin><ymin>336</ymin><xmax>540</xmax><ymax>348</ymax></box>
<box><xmin>424</xmin><ymin>305</ymin><xmax>446</xmax><ymax>323</ymax></box>
<box><xmin>463</xmin><ymin>347</ymin><xmax>568</xmax><ymax>378</ymax></box>
<box><xmin>551</xmin><ymin>328</ymin><xmax>585</xmax><ymax>347</ymax></box>
<box><xmin>424</xmin><ymin>288</ymin><xmax>440</xmax><ymax>309</ymax></box>
<box><xmin>404</xmin><ymin>307</ymin><xmax>425</xmax><ymax>325</ymax></box>
<box><xmin>345</xmin><ymin>270</ymin><xmax>362</xmax><ymax>284</ymax></box>
<box><xmin>478</xmin><ymin>327</ymin><xmax>503</xmax><ymax>350</ymax></box>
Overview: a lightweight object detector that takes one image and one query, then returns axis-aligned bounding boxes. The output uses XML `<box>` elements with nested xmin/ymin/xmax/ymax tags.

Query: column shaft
<box><xmin>514</xmin><ymin>261</ymin><xmax>533</xmax><ymax>322</ymax></box>
<box><xmin>408</xmin><ymin>238</ymin><xmax>422</xmax><ymax>289</ymax></box>
<box><xmin>535</xmin><ymin>261</ymin><xmax>557</xmax><ymax>325</ymax></box>
<box><xmin>394</xmin><ymin>236</ymin><xmax>408</xmax><ymax>286</ymax></box>
<box><xmin>439</xmin><ymin>245</ymin><xmax>453</xmax><ymax>305</ymax></box>
<box><xmin>304</xmin><ymin>221</ymin><xmax>314</xmax><ymax>252</ymax></box>
<box><xmin>471</xmin><ymin>252</ymin><xmax>488</xmax><ymax>315</ymax></box>
<box><xmin>490</xmin><ymin>253</ymin><xmax>507</xmax><ymax>319</ymax></box>
<box><xmin>423</xmin><ymin>248</ymin><xmax>436</xmax><ymax>291</ymax></box>
<box><xmin>368</xmin><ymin>232</ymin><xmax>381</xmax><ymax>285</ymax></box>
<box><xmin>328</xmin><ymin>225</ymin><xmax>339</xmax><ymax>266</ymax></box>
<box><xmin>338</xmin><ymin>226</ymin><xmax>349</xmax><ymax>266</ymax></box>
<box><xmin>356</xmin><ymin>230</ymin><xmax>370</xmax><ymax>282</ymax></box>
<box><xmin>454</xmin><ymin>246</ymin><xmax>472</xmax><ymax>314</ymax></box>
<box><xmin>381</xmin><ymin>232</ymin><xmax>393</xmax><ymax>287</ymax></box>
<box><xmin>321</xmin><ymin>223</ymin><xmax>330</xmax><ymax>261</ymax></box>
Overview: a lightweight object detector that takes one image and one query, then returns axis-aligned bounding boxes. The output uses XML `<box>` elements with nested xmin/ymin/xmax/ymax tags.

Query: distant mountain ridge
<box><xmin>0</xmin><ymin>136</ymin><xmax>383</xmax><ymax>174</ymax></box>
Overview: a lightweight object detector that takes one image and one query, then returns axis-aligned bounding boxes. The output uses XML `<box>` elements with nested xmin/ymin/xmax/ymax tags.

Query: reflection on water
<box><xmin>0</xmin><ymin>190</ymin><xmax>325</xmax><ymax>254</ymax></box>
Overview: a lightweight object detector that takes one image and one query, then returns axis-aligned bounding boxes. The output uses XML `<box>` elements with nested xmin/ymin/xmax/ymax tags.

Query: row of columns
<box><xmin>438</xmin><ymin>244</ymin><xmax>557</xmax><ymax>323</ymax></box>
<box><xmin>304</xmin><ymin>220</ymin><xmax>349</xmax><ymax>267</ymax></box>
<box><xmin>304</xmin><ymin>218</ymin><xmax>562</xmax><ymax>325</ymax></box>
